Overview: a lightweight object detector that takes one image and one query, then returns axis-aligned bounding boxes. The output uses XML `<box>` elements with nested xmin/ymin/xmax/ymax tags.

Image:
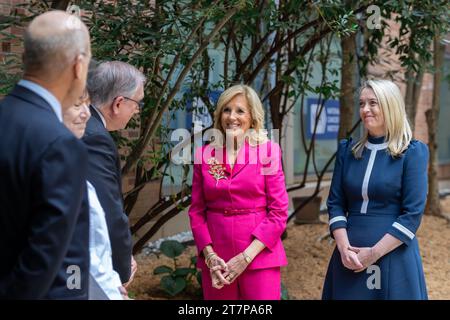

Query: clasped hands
<box><xmin>339</xmin><ymin>245</ymin><xmax>381</xmax><ymax>273</ymax></box>
<box><xmin>206</xmin><ymin>252</ymin><xmax>250</xmax><ymax>289</ymax></box>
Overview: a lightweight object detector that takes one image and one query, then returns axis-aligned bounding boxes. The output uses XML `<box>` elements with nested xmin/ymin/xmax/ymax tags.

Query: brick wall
<box><xmin>0</xmin><ymin>1</ymin><xmax>26</xmax><ymax>60</ymax></box>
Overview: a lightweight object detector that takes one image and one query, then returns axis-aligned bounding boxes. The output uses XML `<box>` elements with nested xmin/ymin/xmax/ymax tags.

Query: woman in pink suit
<box><xmin>188</xmin><ymin>84</ymin><xmax>289</xmax><ymax>300</ymax></box>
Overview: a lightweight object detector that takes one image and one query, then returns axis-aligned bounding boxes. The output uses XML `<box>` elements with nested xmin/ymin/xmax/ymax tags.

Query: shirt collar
<box><xmin>365</xmin><ymin>141</ymin><xmax>388</xmax><ymax>150</ymax></box>
<box><xmin>367</xmin><ymin>135</ymin><xmax>386</xmax><ymax>144</ymax></box>
<box><xmin>18</xmin><ymin>79</ymin><xmax>63</xmax><ymax>122</ymax></box>
<box><xmin>365</xmin><ymin>135</ymin><xmax>388</xmax><ymax>150</ymax></box>
<box><xmin>91</xmin><ymin>104</ymin><xmax>107</xmax><ymax>128</ymax></box>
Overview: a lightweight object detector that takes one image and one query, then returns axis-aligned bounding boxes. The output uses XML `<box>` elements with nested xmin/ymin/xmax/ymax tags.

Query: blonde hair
<box><xmin>212</xmin><ymin>84</ymin><xmax>268</xmax><ymax>146</ymax></box>
<box><xmin>352</xmin><ymin>79</ymin><xmax>412</xmax><ymax>158</ymax></box>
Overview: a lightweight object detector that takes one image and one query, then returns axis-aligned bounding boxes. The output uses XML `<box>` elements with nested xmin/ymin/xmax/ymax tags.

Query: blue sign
<box><xmin>185</xmin><ymin>90</ymin><xmax>223</xmax><ymax>129</ymax></box>
<box><xmin>306</xmin><ymin>98</ymin><xmax>340</xmax><ymax>140</ymax></box>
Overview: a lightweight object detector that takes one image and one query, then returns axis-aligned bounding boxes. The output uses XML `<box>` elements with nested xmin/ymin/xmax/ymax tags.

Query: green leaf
<box><xmin>196</xmin><ymin>270</ymin><xmax>202</xmax><ymax>287</ymax></box>
<box><xmin>160</xmin><ymin>240</ymin><xmax>185</xmax><ymax>258</ymax></box>
<box><xmin>161</xmin><ymin>276</ymin><xmax>186</xmax><ymax>296</ymax></box>
<box><xmin>127</xmin><ymin>291</ymin><xmax>136</xmax><ymax>299</ymax></box>
<box><xmin>153</xmin><ymin>265</ymin><xmax>173</xmax><ymax>275</ymax></box>
<box><xmin>174</xmin><ymin>268</ymin><xmax>197</xmax><ymax>277</ymax></box>
<box><xmin>281</xmin><ymin>282</ymin><xmax>290</xmax><ymax>300</ymax></box>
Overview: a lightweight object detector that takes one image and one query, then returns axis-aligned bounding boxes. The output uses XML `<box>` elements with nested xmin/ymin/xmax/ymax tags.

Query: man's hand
<box><xmin>119</xmin><ymin>286</ymin><xmax>131</xmax><ymax>300</ymax></box>
<box><xmin>123</xmin><ymin>256</ymin><xmax>137</xmax><ymax>288</ymax></box>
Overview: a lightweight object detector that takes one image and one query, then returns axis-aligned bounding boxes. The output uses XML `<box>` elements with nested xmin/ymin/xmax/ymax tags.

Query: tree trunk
<box><xmin>424</xmin><ymin>36</ymin><xmax>445</xmax><ymax>216</ymax></box>
<box><xmin>269</xmin><ymin>43</ymin><xmax>283</xmax><ymax>131</ymax></box>
<box><xmin>269</xmin><ymin>86</ymin><xmax>283</xmax><ymax>130</ymax></box>
<box><xmin>404</xmin><ymin>67</ymin><xmax>423</xmax><ymax>135</ymax></box>
<box><xmin>338</xmin><ymin>32</ymin><xmax>357</xmax><ymax>140</ymax></box>
<box><xmin>51</xmin><ymin>0</ymin><xmax>70</xmax><ymax>10</ymax></box>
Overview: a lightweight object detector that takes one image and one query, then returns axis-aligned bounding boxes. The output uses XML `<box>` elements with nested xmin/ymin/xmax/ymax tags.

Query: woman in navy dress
<box><xmin>322</xmin><ymin>79</ymin><xmax>428</xmax><ymax>300</ymax></box>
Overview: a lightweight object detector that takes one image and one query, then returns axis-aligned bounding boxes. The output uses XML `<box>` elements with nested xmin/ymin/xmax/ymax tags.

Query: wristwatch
<box><xmin>242</xmin><ymin>251</ymin><xmax>252</xmax><ymax>264</ymax></box>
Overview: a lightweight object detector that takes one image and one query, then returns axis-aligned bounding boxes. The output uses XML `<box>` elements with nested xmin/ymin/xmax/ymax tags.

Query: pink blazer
<box><xmin>188</xmin><ymin>140</ymin><xmax>289</xmax><ymax>270</ymax></box>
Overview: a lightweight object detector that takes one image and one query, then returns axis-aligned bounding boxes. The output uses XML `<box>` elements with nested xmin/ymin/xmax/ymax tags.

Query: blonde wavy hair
<box><xmin>352</xmin><ymin>79</ymin><xmax>412</xmax><ymax>159</ymax></box>
<box><xmin>212</xmin><ymin>84</ymin><xmax>268</xmax><ymax>146</ymax></box>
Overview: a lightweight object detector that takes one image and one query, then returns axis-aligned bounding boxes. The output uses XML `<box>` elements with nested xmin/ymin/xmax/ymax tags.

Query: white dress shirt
<box><xmin>87</xmin><ymin>181</ymin><xmax>123</xmax><ymax>300</ymax></box>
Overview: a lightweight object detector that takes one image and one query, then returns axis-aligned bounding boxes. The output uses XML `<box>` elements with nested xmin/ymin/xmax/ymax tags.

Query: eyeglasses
<box><xmin>118</xmin><ymin>96</ymin><xmax>144</xmax><ymax>110</ymax></box>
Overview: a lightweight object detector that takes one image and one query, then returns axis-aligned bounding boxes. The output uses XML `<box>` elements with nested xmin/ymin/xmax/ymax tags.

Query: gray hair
<box><xmin>23</xmin><ymin>20</ymin><xmax>89</xmax><ymax>76</ymax></box>
<box><xmin>87</xmin><ymin>61</ymin><xmax>146</xmax><ymax>108</ymax></box>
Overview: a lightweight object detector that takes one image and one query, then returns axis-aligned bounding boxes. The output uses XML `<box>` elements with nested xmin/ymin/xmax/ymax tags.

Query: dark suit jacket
<box><xmin>0</xmin><ymin>84</ymin><xmax>89</xmax><ymax>299</ymax></box>
<box><xmin>44</xmin><ymin>189</ymin><xmax>90</xmax><ymax>300</ymax></box>
<box><xmin>82</xmin><ymin>106</ymin><xmax>132</xmax><ymax>283</ymax></box>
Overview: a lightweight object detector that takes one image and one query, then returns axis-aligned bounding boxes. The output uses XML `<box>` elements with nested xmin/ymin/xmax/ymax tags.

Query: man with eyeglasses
<box><xmin>83</xmin><ymin>61</ymin><xmax>146</xmax><ymax>298</ymax></box>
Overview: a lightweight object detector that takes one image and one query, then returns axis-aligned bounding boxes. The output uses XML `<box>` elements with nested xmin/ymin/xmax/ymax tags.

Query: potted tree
<box><xmin>293</xmin><ymin>196</ymin><xmax>323</xmax><ymax>225</ymax></box>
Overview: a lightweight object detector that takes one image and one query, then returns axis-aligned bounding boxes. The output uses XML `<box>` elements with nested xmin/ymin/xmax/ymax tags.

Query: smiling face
<box><xmin>220</xmin><ymin>94</ymin><xmax>253</xmax><ymax>139</ymax></box>
<box><xmin>359</xmin><ymin>87</ymin><xmax>385</xmax><ymax>137</ymax></box>
<box><xmin>63</xmin><ymin>92</ymin><xmax>91</xmax><ymax>139</ymax></box>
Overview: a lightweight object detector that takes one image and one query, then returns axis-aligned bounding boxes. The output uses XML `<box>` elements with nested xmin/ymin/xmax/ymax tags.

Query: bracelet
<box><xmin>205</xmin><ymin>252</ymin><xmax>217</xmax><ymax>268</ymax></box>
<box><xmin>205</xmin><ymin>252</ymin><xmax>216</xmax><ymax>259</ymax></box>
<box><xmin>242</xmin><ymin>251</ymin><xmax>252</xmax><ymax>264</ymax></box>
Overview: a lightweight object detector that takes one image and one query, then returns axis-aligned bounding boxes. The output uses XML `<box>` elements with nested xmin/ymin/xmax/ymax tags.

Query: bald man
<box><xmin>0</xmin><ymin>11</ymin><xmax>91</xmax><ymax>299</ymax></box>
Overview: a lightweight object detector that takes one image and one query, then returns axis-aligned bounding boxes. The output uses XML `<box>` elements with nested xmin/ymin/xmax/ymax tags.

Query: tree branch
<box><xmin>122</xmin><ymin>5</ymin><xmax>240</xmax><ymax>175</ymax></box>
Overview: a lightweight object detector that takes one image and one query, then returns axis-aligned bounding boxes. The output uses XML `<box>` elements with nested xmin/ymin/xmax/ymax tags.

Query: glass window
<box><xmin>438</xmin><ymin>57</ymin><xmax>450</xmax><ymax>164</ymax></box>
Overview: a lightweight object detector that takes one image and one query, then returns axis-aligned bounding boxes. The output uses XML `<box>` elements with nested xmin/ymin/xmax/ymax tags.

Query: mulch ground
<box><xmin>128</xmin><ymin>198</ymin><xmax>450</xmax><ymax>300</ymax></box>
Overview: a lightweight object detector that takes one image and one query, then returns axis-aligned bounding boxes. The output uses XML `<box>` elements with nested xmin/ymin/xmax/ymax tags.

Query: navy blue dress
<box><xmin>322</xmin><ymin>136</ymin><xmax>428</xmax><ymax>300</ymax></box>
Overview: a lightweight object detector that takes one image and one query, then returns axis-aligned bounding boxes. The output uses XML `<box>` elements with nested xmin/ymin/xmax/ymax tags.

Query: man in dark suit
<box><xmin>0</xmin><ymin>11</ymin><xmax>91</xmax><ymax>299</ymax></box>
<box><xmin>84</xmin><ymin>61</ymin><xmax>145</xmax><ymax>287</ymax></box>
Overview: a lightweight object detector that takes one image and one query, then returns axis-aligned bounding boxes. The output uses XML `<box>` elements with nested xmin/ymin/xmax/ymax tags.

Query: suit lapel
<box><xmin>204</xmin><ymin>142</ymin><xmax>249</xmax><ymax>178</ymax></box>
<box><xmin>222</xmin><ymin>147</ymin><xmax>232</xmax><ymax>176</ymax></box>
<box><xmin>89</xmin><ymin>105</ymin><xmax>104</xmax><ymax>126</ymax></box>
<box><xmin>88</xmin><ymin>105</ymin><xmax>123</xmax><ymax>191</ymax></box>
<box><xmin>230</xmin><ymin>141</ymin><xmax>249</xmax><ymax>178</ymax></box>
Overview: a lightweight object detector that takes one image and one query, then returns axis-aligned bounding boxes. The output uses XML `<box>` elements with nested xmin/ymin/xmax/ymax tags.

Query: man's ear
<box><xmin>74</xmin><ymin>54</ymin><xmax>84</xmax><ymax>80</ymax></box>
<box><xmin>112</xmin><ymin>96</ymin><xmax>123</xmax><ymax>115</ymax></box>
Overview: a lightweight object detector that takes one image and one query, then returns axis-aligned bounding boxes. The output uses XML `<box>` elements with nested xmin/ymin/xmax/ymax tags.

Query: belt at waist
<box><xmin>207</xmin><ymin>206</ymin><xmax>267</xmax><ymax>215</ymax></box>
